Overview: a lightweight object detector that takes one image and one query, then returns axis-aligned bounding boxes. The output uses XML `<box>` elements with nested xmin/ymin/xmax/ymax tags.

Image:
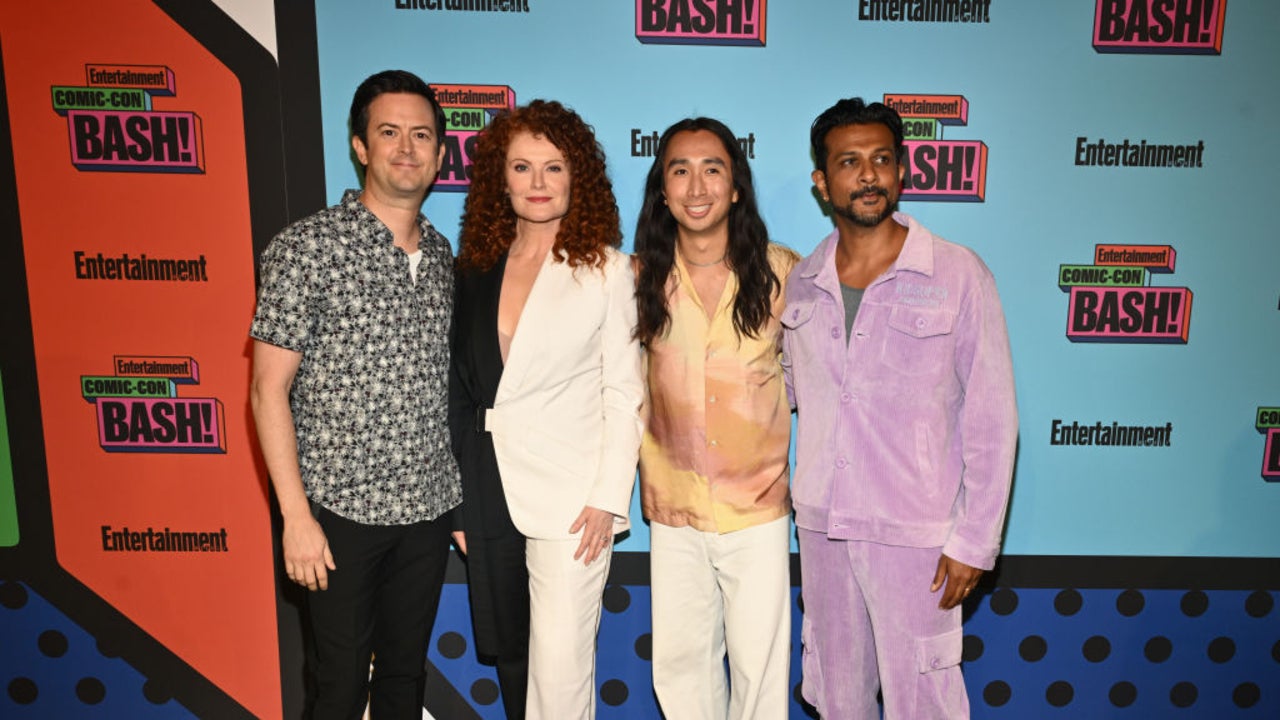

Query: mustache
<box><xmin>848</xmin><ymin>187</ymin><xmax>889</xmax><ymax>201</ymax></box>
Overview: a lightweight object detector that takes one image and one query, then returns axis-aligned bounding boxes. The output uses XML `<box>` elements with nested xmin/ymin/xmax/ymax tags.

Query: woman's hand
<box><xmin>569</xmin><ymin>506</ymin><xmax>615</xmax><ymax>565</ymax></box>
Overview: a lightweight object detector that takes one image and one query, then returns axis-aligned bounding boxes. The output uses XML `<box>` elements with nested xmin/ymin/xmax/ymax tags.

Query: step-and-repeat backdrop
<box><xmin>2</xmin><ymin>1</ymin><xmax>1277</xmax><ymax>718</ymax></box>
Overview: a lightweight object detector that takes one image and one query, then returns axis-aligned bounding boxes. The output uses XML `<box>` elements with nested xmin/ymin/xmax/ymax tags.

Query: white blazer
<box><xmin>483</xmin><ymin>247</ymin><xmax>644</xmax><ymax>540</ymax></box>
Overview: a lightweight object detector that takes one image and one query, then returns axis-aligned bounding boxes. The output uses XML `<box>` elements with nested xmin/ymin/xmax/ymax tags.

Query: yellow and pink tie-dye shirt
<box><xmin>639</xmin><ymin>243</ymin><xmax>799</xmax><ymax>534</ymax></box>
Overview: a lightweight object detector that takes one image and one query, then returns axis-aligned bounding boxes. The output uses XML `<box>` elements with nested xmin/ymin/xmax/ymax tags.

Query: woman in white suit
<box><xmin>449</xmin><ymin>99</ymin><xmax>643</xmax><ymax>720</ymax></box>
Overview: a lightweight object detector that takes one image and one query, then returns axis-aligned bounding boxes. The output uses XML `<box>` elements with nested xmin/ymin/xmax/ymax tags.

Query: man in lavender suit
<box><xmin>781</xmin><ymin>97</ymin><xmax>1018</xmax><ymax>719</ymax></box>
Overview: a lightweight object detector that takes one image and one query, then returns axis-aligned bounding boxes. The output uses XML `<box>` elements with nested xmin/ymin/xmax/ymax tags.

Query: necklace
<box><xmin>681</xmin><ymin>252</ymin><xmax>726</xmax><ymax>268</ymax></box>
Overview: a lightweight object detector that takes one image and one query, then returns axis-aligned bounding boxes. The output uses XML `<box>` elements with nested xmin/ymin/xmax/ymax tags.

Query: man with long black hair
<box><xmin>634</xmin><ymin>118</ymin><xmax>798</xmax><ymax>720</ymax></box>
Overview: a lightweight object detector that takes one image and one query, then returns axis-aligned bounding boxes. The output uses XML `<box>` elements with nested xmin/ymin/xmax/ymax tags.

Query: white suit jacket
<box><xmin>482</xmin><ymin>247</ymin><xmax>644</xmax><ymax>539</ymax></box>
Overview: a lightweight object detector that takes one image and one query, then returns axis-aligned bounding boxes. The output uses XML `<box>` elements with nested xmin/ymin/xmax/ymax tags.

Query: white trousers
<box><xmin>525</xmin><ymin>536</ymin><xmax>613</xmax><ymax>720</ymax></box>
<box><xmin>650</xmin><ymin>515</ymin><xmax>792</xmax><ymax>720</ymax></box>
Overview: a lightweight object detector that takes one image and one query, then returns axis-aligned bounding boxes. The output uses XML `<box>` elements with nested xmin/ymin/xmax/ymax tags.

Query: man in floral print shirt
<box><xmin>250</xmin><ymin>70</ymin><xmax>461</xmax><ymax>719</ymax></box>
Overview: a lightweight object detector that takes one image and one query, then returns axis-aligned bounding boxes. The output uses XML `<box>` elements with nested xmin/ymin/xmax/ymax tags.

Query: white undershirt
<box><xmin>407</xmin><ymin>249</ymin><xmax>423</xmax><ymax>284</ymax></box>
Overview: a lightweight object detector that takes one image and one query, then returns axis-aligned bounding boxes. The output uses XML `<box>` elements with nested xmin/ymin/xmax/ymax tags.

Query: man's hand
<box><xmin>569</xmin><ymin>506</ymin><xmax>615</xmax><ymax>566</ymax></box>
<box><xmin>931</xmin><ymin>553</ymin><xmax>983</xmax><ymax>610</ymax></box>
<box><xmin>283</xmin><ymin>514</ymin><xmax>335</xmax><ymax>591</ymax></box>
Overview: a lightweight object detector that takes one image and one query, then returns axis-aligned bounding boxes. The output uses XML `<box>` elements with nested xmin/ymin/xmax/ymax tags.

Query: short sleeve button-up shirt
<box><xmin>250</xmin><ymin>189</ymin><xmax>462</xmax><ymax>525</ymax></box>
<box><xmin>639</xmin><ymin>243</ymin><xmax>800</xmax><ymax>534</ymax></box>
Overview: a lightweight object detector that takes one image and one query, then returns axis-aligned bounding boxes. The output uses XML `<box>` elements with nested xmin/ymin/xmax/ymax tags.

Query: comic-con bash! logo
<box><xmin>1059</xmin><ymin>244</ymin><xmax>1192</xmax><ymax>343</ymax></box>
<box><xmin>636</xmin><ymin>0</ymin><xmax>766</xmax><ymax>46</ymax></box>
<box><xmin>885</xmin><ymin>94</ymin><xmax>987</xmax><ymax>202</ymax></box>
<box><xmin>1257</xmin><ymin>407</ymin><xmax>1280</xmax><ymax>481</ymax></box>
<box><xmin>1093</xmin><ymin>0</ymin><xmax>1226</xmax><ymax>54</ymax></box>
<box><xmin>430</xmin><ymin>83</ymin><xmax>517</xmax><ymax>191</ymax></box>
<box><xmin>81</xmin><ymin>355</ymin><xmax>225</xmax><ymax>453</ymax></box>
<box><xmin>51</xmin><ymin>64</ymin><xmax>204</xmax><ymax>173</ymax></box>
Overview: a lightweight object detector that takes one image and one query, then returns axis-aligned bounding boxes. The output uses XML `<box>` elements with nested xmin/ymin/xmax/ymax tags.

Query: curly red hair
<box><xmin>457</xmin><ymin>99</ymin><xmax>621</xmax><ymax>272</ymax></box>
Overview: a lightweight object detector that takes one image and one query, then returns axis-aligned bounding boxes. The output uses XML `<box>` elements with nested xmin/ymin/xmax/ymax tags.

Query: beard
<box><xmin>832</xmin><ymin>187</ymin><xmax>898</xmax><ymax>228</ymax></box>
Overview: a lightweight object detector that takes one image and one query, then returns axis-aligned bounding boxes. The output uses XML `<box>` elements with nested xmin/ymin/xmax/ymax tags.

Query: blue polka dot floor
<box><xmin>0</xmin><ymin>580</ymin><xmax>193</xmax><ymax>718</ymax></box>
<box><xmin>3</xmin><ymin>555</ymin><xmax>1278</xmax><ymax>718</ymax></box>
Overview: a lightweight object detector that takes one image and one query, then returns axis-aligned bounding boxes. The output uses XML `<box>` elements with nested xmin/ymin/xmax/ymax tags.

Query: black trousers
<box><xmin>305</xmin><ymin>506</ymin><xmax>451</xmax><ymax>720</ymax></box>
<box><xmin>469</xmin><ymin>528</ymin><xmax>530</xmax><ymax>719</ymax></box>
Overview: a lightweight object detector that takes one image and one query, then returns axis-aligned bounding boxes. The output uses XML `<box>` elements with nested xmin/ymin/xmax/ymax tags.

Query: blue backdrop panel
<box><xmin>314</xmin><ymin>0</ymin><xmax>1280</xmax><ymax>558</ymax></box>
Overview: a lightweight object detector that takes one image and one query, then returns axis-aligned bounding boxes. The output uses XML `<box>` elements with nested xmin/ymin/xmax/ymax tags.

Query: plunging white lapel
<box><xmin>495</xmin><ymin>252</ymin><xmax>570</xmax><ymax>403</ymax></box>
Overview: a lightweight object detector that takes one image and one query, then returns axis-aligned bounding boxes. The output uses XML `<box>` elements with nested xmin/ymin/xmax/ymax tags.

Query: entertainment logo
<box><xmin>81</xmin><ymin>355</ymin><xmax>225</xmax><ymax>453</ymax></box>
<box><xmin>636</xmin><ymin>0</ymin><xmax>766</xmax><ymax>46</ymax></box>
<box><xmin>1093</xmin><ymin>0</ymin><xmax>1226</xmax><ymax>54</ymax></box>
<box><xmin>1257</xmin><ymin>407</ymin><xmax>1280</xmax><ymax>481</ymax></box>
<box><xmin>51</xmin><ymin>64</ymin><xmax>203</xmax><ymax>173</ymax></box>
<box><xmin>885</xmin><ymin>93</ymin><xmax>987</xmax><ymax>201</ymax></box>
<box><xmin>430</xmin><ymin>83</ymin><xmax>517</xmax><ymax>191</ymax></box>
<box><xmin>1059</xmin><ymin>244</ymin><xmax>1191</xmax><ymax>343</ymax></box>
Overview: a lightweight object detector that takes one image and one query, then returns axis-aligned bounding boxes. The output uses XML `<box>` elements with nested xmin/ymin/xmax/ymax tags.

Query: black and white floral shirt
<box><xmin>251</xmin><ymin>189</ymin><xmax>461</xmax><ymax>525</ymax></box>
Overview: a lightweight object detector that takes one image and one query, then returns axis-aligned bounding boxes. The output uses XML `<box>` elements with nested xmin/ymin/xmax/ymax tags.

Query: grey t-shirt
<box><xmin>841</xmin><ymin>283</ymin><xmax>865</xmax><ymax>345</ymax></box>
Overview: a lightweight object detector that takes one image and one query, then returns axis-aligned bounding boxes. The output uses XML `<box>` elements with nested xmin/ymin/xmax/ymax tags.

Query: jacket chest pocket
<box><xmin>781</xmin><ymin>301</ymin><xmax>826</xmax><ymax>357</ymax></box>
<box><xmin>880</xmin><ymin>305</ymin><xmax>955</xmax><ymax>377</ymax></box>
<box><xmin>781</xmin><ymin>301</ymin><xmax>817</xmax><ymax>331</ymax></box>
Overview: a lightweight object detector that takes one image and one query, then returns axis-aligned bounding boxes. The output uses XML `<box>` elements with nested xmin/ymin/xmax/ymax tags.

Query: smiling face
<box><xmin>812</xmin><ymin>122</ymin><xmax>904</xmax><ymax>229</ymax></box>
<box><xmin>661</xmin><ymin>129</ymin><xmax>739</xmax><ymax>242</ymax></box>
<box><xmin>351</xmin><ymin>91</ymin><xmax>445</xmax><ymax>204</ymax></box>
<box><xmin>504</xmin><ymin>130</ymin><xmax>571</xmax><ymax>228</ymax></box>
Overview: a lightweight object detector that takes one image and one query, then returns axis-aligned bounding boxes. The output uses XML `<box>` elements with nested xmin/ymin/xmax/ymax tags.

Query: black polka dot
<box><xmin>600</xmin><ymin>679</ymin><xmax>629</xmax><ymax>706</ymax></box>
<box><xmin>793</xmin><ymin>683</ymin><xmax>820</xmax><ymax>718</ymax></box>
<box><xmin>1054</xmin><ymin>589</ymin><xmax>1083</xmax><ymax>616</ymax></box>
<box><xmin>469</xmin><ymin>678</ymin><xmax>499</xmax><ymax>705</ymax></box>
<box><xmin>989</xmin><ymin>588</ymin><xmax>1018</xmax><ymax>616</ymax></box>
<box><xmin>1145</xmin><ymin>636</ymin><xmax>1173</xmax><ymax>663</ymax></box>
<box><xmin>1109</xmin><ymin>681</ymin><xmax>1137</xmax><ymax>707</ymax></box>
<box><xmin>1116</xmin><ymin>589</ymin><xmax>1145</xmax><ymax>617</ymax></box>
<box><xmin>96</xmin><ymin>637</ymin><xmax>121</xmax><ymax>659</ymax></box>
<box><xmin>7</xmin><ymin>677</ymin><xmax>37</xmax><ymax>704</ymax></box>
<box><xmin>142</xmin><ymin>680</ymin><xmax>172</xmax><ymax>704</ymax></box>
<box><xmin>982</xmin><ymin>680</ymin><xmax>1011</xmax><ymax>707</ymax></box>
<box><xmin>1245</xmin><ymin>591</ymin><xmax>1274</xmax><ymax>618</ymax></box>
<box><xmin>1207</xmin><ymin>637</ymin><xmax>1236</xmax><ymax>663</ymax></box>
<box><xmin>962</xmin><ymin>634</ymin><xmax>983</xmax><ymax>662</ymax></box>
<box><xmin>436</xmin><ymin>631</ymin><xmax>466</xmax><ymax>659</ymax></box>
<box><xmin>601</xmin><ymin>585</ymin><xmax>630</xmax><ymax>614</ymax></box>
<box><xmin>1170</xmin><ymin>681</ymin><xmax>1197</xmax><ymax>708</ymax></box>
<box><xmin>1019</xmin><ymin>635</ymin><xmax>1047</xmax><ymax>662</ymax></box>
<box><xmin>1232</xmin><ymin>682</ymin><xmax>1260</xmax><ymax>708</ymax></box>
<box><xmin>1083</xmin><ymin>636</ymin><xmax>1111</xmax><ymax>663</ymax></box>
<box><xmin>0</xmin><ymin>581</ymin><xmax>29</xmax><ymax>609</ymax></box>
<box><xmin>1180</xmin><ymin>590</ymin><xmax>1208</xmax><ymax>617</ymax></box>
<box><xmin>76</xmin><ymin>677</ymin><xmax>106</xmax><ymax>705</ymax></box>
<box><xmin>634</xmin><ymin>633</ymin><xmax>652</xmax><ymax>661</ymax></box>
<box><xmin>38</xmin><ymin>629</ymin><xmax>68</xmax><ymax>658</ymax></box>
<box><xmin>1046</xmin><ymin>681</ymin><xmax>1074</xmax><ymax>707</ymax></box>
